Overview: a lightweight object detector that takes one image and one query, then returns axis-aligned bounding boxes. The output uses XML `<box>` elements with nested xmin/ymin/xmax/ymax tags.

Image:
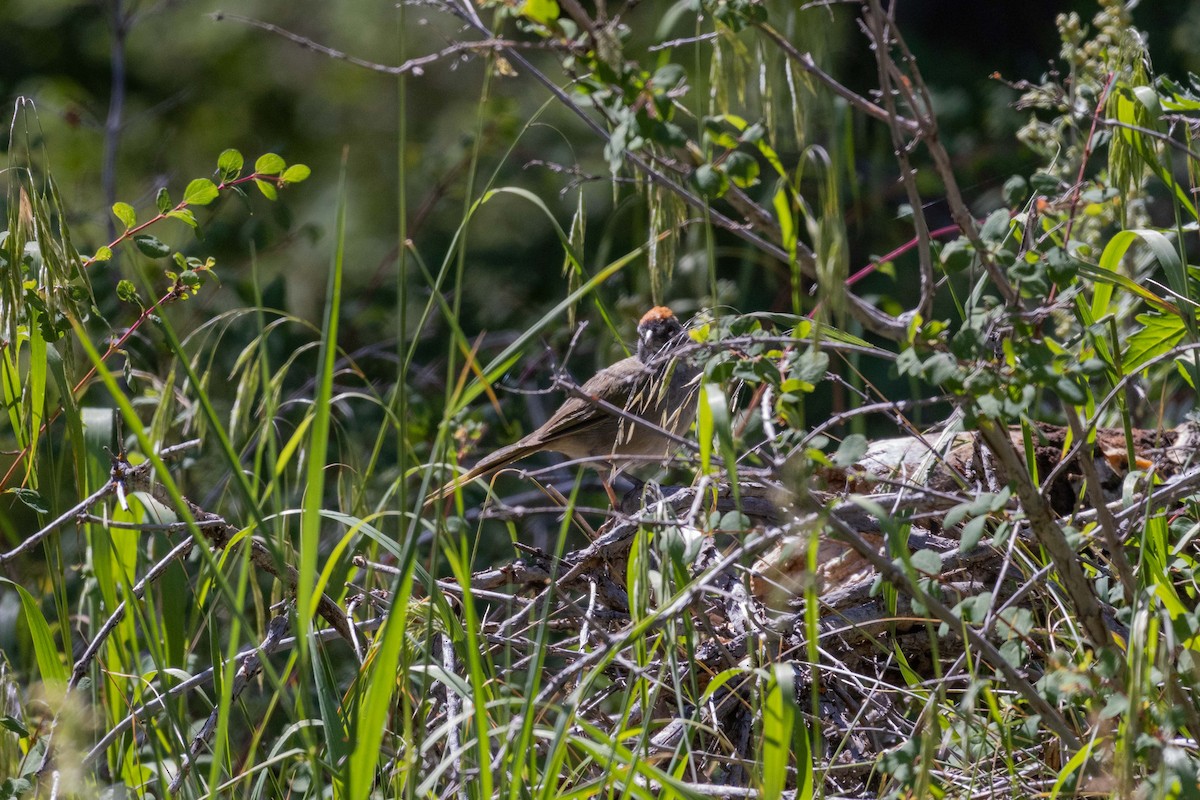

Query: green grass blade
<box><xmin>0</xmin><ymin>578</ymin><xmax>68</xmax><ymax>688</ymax></box>
<box><xmin>298</xmin><ymin>156</ymin><xmax>348</xmax><ymax>644</ymax></box>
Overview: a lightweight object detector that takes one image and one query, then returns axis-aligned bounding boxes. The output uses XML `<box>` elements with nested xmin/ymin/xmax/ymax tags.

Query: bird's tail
<box><xmin>424</xmin><ymin>438</ymin><xmax>542</xmax><ymax>506</ymax></box>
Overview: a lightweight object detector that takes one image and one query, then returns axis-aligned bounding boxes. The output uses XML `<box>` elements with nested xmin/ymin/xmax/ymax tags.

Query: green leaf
<box><xmin>167</xmin><ymin>208</ymin><xmax>198</xmax><ymax>229</ymax></box>
<box><xmin>519</xmin><ymin>0</ymin><xmax>559</xmax><ymax>25</ymax></box>
<box><xmin>1054</xmin><ymin>375</ymin><xmax>1087</xmax><ymax>405</ymax></box>
<box><xmin>909</xmin><ymin>548</ymin><xmax>942</xmax><ymax>576</ymax></box>
<box><xmin>255</xmin><ymin>179</ymin><xmax>278</xmax><ymax>201</ymax></box>
<box><xmin>111</xmin><ymin>202</ymin><xmax>136</xmax><ymax>229</ymax></box>
<box><xmin>254</xmin><ymin>152</ymin><xmax>286</xmax><ymax>175</ymax></box>
<box><xmin>959</xmin><ymin>515</ymin><xmax>988</xmax><ymax>552</ymax></box>
<box><xmin>940</xmin><ymin>237</ymin><xmax>975</xmax><ymax>273</ymax></box>
<box><xmin>281</xmin><ymin>164</ymin><xmax>311</xmax><ymax>184</ymax></box>
<box><xmin>1002</xmin><ymin>175</ymin><xmax>1028</xmax><ymax>206</ymax></box>
<box><xmin>724</xmin><ymin>151</ymin><xmax>760</xmax><ymax>188</ymax></box>
<box><xmin>2</xmin><ymin>777</ymin><xmax>34</xmax><ymax>796</ymax></box>
<box><xmin>5</xmin><ymin>488</ymin><xmax>47</xmax><ymax>514</ymax></box>
<box><xmin>831</xmin><ymin>433</ymin><xmax>868</xmax><ymax>468</ymax></box>
<box><xmin>691</xmin><ymin>163</ymin><xmax>728</xmax><ymax>198</ymax></box>
<box><xmin>133</xmin><ymin>234</ymin><xmax>171</xmax><ymax>258</ymax></box>
<box><xmin>183</xmin><ymin>178</ymin><xmax>219</xmax><ymax>206</ymax></box>
<box><xmin>651</xmin><ymin>63</ymin><xmax>685</xmax><ymax>90</ymax></box>
<box><xmin>116</xmin><ymin>280</ymin><xmax>141</xmax><ymax>304</ymax></box>
<box><xmin>979</xmin><ymin>208</ymin><xmax>1012</xmax><ymax>244</ymax></box>
<box><xmin>155</xmin><ymin>186</ymin><xmax>171</xmax><ymax>213</ymax></box>
<box><xmin>0</xmin><ymin>716</ymin><xmax>29</xmax><ymax>736</ymax></box>
<box><xmin>217</xmin><ymin>148</ymin><xmax>244</xmax><ymax>178</ymax></box>
<box><xmin>1124</xmin><ymin>312</ymin><xmax>1188</xmax><ymax>373</ymax></box>
<box><xmin>91</xmin><ymin>246</ymin><xmax>113</xmax><ymax>262</ymax></box>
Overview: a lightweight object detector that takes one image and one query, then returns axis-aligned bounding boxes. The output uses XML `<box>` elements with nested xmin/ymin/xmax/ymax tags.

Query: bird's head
<box><xmin>636</xmin><ymin>306</ymin><xmax>684</xmax><ymax>362</ymax></box>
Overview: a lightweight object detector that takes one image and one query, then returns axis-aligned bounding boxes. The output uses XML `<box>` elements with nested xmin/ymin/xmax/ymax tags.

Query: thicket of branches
<box><xmin>2</xmin><ymin>0</ymin><xmax>1200</xmax><ymax>797</ymax></box>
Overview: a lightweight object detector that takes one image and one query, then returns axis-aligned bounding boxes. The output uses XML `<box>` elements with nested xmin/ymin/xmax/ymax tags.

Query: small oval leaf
<box><xmin>254</xmin><ymin>153</ymin><xmax>286</xmax><ymax>175</ymax></box>
<box><xmin>183</xmin><ymin>178</ymin><xmax>219</xmax><ymax>206</ymax></box>
<box><xmin>281</xmin><ymin>164</ymin><xmax>311</xmax><ymax>184</ymax></box>
<box><xmin>217</xmin><ymin>148</ymin><xmax>244</xmax><ymax>177</ymax></box>
<box><xmin>255</xmin><ymin>179</ymin><xmax>278</xmax><ymax>201</ymax></box>
<box><xmin>133</xmin><ymin>234</ymin><xmax>171</xmax><ymax>258</ymax></box>
<box><xmin>167</xmin><ymin>208</ymin><xmax>198</xmax><ymax>229</ymax></box>
<box><xmin>112</xmin><ymin>202</ymin><xmax>136</xmax><ymax>229</ymax></box>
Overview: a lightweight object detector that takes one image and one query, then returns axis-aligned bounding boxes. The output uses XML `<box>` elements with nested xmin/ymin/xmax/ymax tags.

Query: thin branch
<box><xmin>974</xmin><ymin>418</ymin><xmax>1124</xmax><ymax>675</ymax></box>
<box><xmin>754</xmin><ymin>21</ymin><xmax>917</xmax><ymax>133</ymax></box>
<box><xmin>0</xmin><ymin>480</ymin><xmax>114</xmax><ymax>564</ymax></box>
<box><xmin>211</xmin><ymin>12</ymin><xmax>534</xmax><ymax>76</ymax></box>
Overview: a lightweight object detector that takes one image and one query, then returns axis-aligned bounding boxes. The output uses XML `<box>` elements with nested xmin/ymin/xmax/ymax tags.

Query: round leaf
<box><xmin>691</xmin><ymin>164</ymin><xmax>728</xmax><ymax>198</ymax></box>
<box><xmin>254</xmin><ymin>153</ymin><xmax>286</xmax><ymax>175</ymax></box>
<box><xmin>183</xmin><ymin>178</ymin><xmax>219</xmax><ymax>206</ymax></box>
<box><xmin>281</xmin><ymin>164</ymin><xmax>311</xmax><ymax>184</ymax></box>
<box><xmin>217</xmin><ymin>148</ymin><xmax>244</xmax><ymax>178</ymax></box>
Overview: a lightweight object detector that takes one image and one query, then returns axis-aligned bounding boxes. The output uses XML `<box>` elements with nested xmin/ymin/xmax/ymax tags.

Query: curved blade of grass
<box><xmin>483</xmin><ymin>187</ymin><xmax>584</xmax><ymax>274</ymax></box>
<box><xmin>761</xmin><ymin>665</ymin><xmax>795</xmax><ymax>800</ymax></box>
<box><xmin>298</xmin><ymin>156</ymin><xmax>346</xmax><ymax>644</ymax></box>
<box><xmin>561</xmin><ymin>720</ymin><xmax>707</xmax><ymax>799</ymax></box>
<box><xmin>68</xmin><ymin>315</ymin><xmax>273</xmax><ymax>778</ymax></box>
<box><xmin>447</xmin><ymin>243</ymin><xmax>648</xmax><ymax>416</ymax></box>
<box><xmin>346</xmin><ymin>567</ymin><xmax>413</xmax><ymax>798</ymax></box>
<box><xmin>701</xmin><ymin>382</ymin><xmax>737</xmax><ymax>501</ymax></box>
<box><xmin>1075</xmin><ymin>260</ymin><xmax>1178</xmax><ymax>315</ymax></box>
<box><xmin>441</xmin><ymin>535</ymin><xmax>495</xmax><ymax>798</ymax></box>
<box><xmin>0</xmin><ymin>577</ymin><xmax>68</xmax><ymax>688</ymax></box>
<box><xmin>1092</xmin><ymin>229</ymin><xmax>1182</xmax><ymax>318</ymax></box>
<box><xmin>25</xmin><ymin>315</ymin><xmax>46</xmax><ymax>484</ymax></box>
<box><xmin>1048</xmin><ymin>738</ymin><xmax>1097</xmax><ymax>800</ymax></box>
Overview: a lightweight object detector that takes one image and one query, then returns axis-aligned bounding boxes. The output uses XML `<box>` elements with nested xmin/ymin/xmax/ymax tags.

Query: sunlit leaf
<box><xmin>217</xmin><ymin>148</ymin><xmax>244</xmax><ymax>179</ymax></box>
<box><xmin>111</xmin><ymin>202</ymin><xmax>136</xmax><ymax>229</ymax></box>
<box><xmin>183</xmin><ymin>178</ymin><xmax>219</xmax><ymax>206</ymax></box>
<box><xmin>281</xmin><ymin>164</ymin><xmax>311</xmax><ymax>184</ymax></box>
<box><xmin>254</xmin><ymin>152</ymin><xmax>286</xmax><ymax>175</ymax></box>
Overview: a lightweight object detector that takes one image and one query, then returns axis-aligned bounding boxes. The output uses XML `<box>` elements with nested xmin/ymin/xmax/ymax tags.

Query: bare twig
<box><xmin>754</xmin><ymin>20</ymin><xmax>917</xmax><ymax>132</ymax></box>
<box><xmin>211</xmin><ymin>11</ymin><xmax>534</xmax><ymax>76</ymax></box>
<box><xmin>168</xmin><ymin>612</ymin><xmax>293</xmax><ymax>792</ymax></box>
<box><xmin>862</xmin><ymin>0</ymin><xmax>1019</xmax><ymax>309</ymax></box>
<box><xmin>820</xmin><ymin>509</ymin><xmax>1082</xmax><ymax>749</ymax></box>
<box><xmin>974</xmin><ymin>418</ymin><xmax>1123</xmax><ymax>674</ymax></box>
<box><xmin>1063</xmin><ymin>409</ymin><xmax>1138</xmax><ymax>606</ymax></box>
<box><xmin>1</xmin><ymin>479</ymin><xmax>114</xmax><ymax>564</ymax></box>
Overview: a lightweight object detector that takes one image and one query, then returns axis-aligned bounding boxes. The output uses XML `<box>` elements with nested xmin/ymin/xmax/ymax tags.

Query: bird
<box><xmin>428</xmin><ymin>306</ymin><xmax>699</xmax><ymax>506</ymax></box>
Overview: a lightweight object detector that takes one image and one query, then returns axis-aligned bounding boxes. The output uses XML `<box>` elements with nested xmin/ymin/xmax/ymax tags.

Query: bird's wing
<box><xmin>525</xmin><ymin>356</ymin><xmax>645</xmax><ymax>447</ymax></box>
